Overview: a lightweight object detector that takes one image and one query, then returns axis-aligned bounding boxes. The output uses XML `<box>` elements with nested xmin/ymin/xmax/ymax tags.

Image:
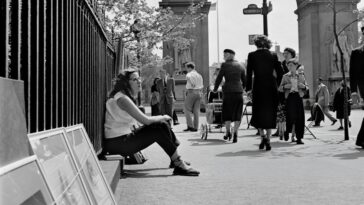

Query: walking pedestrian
<box><xmin>314</xmin><ymin>78</ymin><xmax>337</xmax><ymax>126</ymax></box>
<box><xmin>246</xmin><ymin>35</ymin><xmax>283</xmax><ymax>151</ymax></box>
<box><xmin>183</xmin><ymin>62</ymin><xmax>203</xmax><ymax>132</ymax></box>
<box><xmin>150</xmin><ymin>77</ymin><xmax>160</xmax><ymax>116</ymax></box>
<box><xmin>350</xmin><ymin>26</ymin><xmax>364</xmax><ymax>149</ymax></box>
<box><xmin>104</xmin><ymin>69</ymin><xmax>199</xmax><ymax>176</ymax></box>
<box><xmin>273</xmin><ymin>47</ymin><xmax>296</xmax><ymax>138</ymax></box>
<box><xmin>156</xmin><ymin>69</ymin><xmax>176</xmax><ymax>120</ymax></box>
<box><xmin>333</xmin><ymin>80</ymin><xmax>351</xmax><ymax>130</ymax></box>
<box><xmin>279</xmin><ymin>59</ymin><xmax>308</xmax><ymax>144</ymax></box>
<box><xmin>213</xmin><ymin>49</ymin><xmax>246</xmax><ymax>143</ymax></box>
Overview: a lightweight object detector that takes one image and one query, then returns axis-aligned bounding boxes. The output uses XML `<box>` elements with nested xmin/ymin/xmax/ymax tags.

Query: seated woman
<box><xmin>104</xmin><ymin>68</ymin><xmax>199</xmax><ymax>176</ymax></box>
<box><xmin>279</xmin><ymin>59</ymin><xmax>308</xmax><ymax>145</ymax></box>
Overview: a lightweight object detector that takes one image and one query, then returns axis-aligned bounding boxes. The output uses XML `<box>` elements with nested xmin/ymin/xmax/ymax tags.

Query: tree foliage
<box><xmin>98</xmin><ymin>0</ymin><xmax>206</xmax><ymax>68</ymax></box>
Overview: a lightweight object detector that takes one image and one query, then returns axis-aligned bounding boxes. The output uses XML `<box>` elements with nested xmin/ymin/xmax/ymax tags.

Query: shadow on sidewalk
<box><xmin>188</xmin><ymin>138</ymin><xmax>228</xmax><ymax>146</ymax></box>
<box><xmin>216</xmin><ymin>149</ymin><xmax>266</xmax><ymax>157</ymax></box>
<box><xmin>332</xmin><ymin>148</ymin><xmax>364</xmax><ymax>160</ymax></box>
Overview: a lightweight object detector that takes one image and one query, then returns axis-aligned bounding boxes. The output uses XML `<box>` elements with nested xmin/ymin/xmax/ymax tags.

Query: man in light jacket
<box><xmin>314</xmin><ymin>78</ymin><xmax>337</xmax><ymax>126</ymax></box>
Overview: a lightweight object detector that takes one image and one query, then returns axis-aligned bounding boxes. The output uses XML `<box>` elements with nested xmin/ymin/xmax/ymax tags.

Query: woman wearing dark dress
<box><xmin>333</xmin><ymin>80</ymin><xmax>351</xmax><ymax>130</ymax></box>
<box><xmin>151</xmin><ymin>78</ymin><xmax>160</xmax><ymax>116</ymax></box>
<box><xmin>246</xmin><ymin>35</ymin><xmax>283</xmax><ymax>151</ymax></box>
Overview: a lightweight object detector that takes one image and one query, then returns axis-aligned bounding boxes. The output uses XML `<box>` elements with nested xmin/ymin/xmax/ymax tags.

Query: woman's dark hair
<box><xmin>254</xmin><ymin>35</ymin><xmax>272</xmax><ymax>49</ymax></box>
<box><xmin>153</xmin><ymin>77</ymin><xmax>160</xmax><ymax>85</ymax></box>
<box><xmin>109</xmin><ymin>68</ymin><xmax>138</xmax><ymax>103</ymax></box>
<box><xmin>284</xmin><ymin>47</ymin><xmax>296</xmax><ymax>58</ymax></box>
<box><xmin>185</xmin><ymin>62</ymin><xmax>195</xmax><ymax>69</ymax></box>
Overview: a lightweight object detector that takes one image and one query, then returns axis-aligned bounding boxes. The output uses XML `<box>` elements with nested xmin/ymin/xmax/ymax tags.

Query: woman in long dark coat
<box><xmin>150</xmin><ymin>77</ymin><xmax>160</xmax><ymax>116</ymax></box>
<box><xmin>246</xmin><ymin>35</ymin><xmax>283</xmax><ymax>151</ymax></box>
<box><xmin>333</xmin><ymin>80</ymin><xmax>351</xmax><ymax>130</ymax></box>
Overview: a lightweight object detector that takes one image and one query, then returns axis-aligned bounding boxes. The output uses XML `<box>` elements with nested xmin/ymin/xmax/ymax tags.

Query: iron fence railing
<box><xmin>0</xmin><ymin>0</ymin><xmax>117</xmax><ymax>153</ymax></box>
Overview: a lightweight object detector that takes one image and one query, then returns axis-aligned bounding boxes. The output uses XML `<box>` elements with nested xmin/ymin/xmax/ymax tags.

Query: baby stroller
<box><xmin>201</xmin><ymin>87</ymin><xmax>224</xmax><ymax>140</ymax></box>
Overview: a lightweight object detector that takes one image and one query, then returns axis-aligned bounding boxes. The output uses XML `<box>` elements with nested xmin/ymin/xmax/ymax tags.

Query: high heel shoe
<box><xmin>265</xmin><ymin>138</ymin><xmax>271</xmax><ymax>151</ymax></box>
<box><xmin>224</xmin><ymin>132</ymin><xmax>231</xmax><ymax>140</ymax></box>
<box><xmin>259</xmin><ymin>136</ymin><xmax>266</xmax><ymax>150</ymax></box>
<box><xmin>232</xmin><ymin>133</ymin><xmax>238</xmax><ymax>143</ymax></box>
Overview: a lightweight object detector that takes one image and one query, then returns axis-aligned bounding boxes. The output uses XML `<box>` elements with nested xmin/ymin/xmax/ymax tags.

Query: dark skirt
<box><xmin>151</xmin><ymin>103</ymin><xmax>160</xmax><ymax>116</ymax></box>
<box><xmin>250</xmin><ymin>77</ymin><xmax>278</xmax><ymax>129</ymax></box>
<box><xmin>222</xmin><ymin>92</ymin><xmax>244</xmax><ymax>121</ymax></box>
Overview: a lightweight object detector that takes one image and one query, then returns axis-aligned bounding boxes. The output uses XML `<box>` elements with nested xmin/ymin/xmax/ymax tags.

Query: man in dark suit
<box><xmin>157</xmin><ymin>69</ymin><xmax>176</xmax><ymax>119</ymax></box>
<box><xmin>350</xmin><ymin>26</ymin><xmax>364</xmax><ymax>148</ymax></box>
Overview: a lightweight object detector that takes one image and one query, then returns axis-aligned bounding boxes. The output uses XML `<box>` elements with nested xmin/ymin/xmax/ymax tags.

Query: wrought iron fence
<box><xmin>0</xmin><ymin>0</ymin><xmax>117</xmax><ymax>153</ymax></box>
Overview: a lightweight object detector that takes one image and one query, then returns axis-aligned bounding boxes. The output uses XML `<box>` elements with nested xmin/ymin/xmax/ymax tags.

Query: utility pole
<box><xmin>262</xmin><ymin>0</ymin><xmax>268</xmax><ymax>36</ymax></box>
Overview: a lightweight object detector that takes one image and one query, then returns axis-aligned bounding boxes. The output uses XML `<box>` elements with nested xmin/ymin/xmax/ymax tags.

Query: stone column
<box><xmin>295</xmin><ymin>0</ymin><xmax>359</xmax><ymax>100</ymax></box>
<box><xmin>159</xmin><ymin>0</ymin><xmax>211</xmax><ymax>90</ymax></box>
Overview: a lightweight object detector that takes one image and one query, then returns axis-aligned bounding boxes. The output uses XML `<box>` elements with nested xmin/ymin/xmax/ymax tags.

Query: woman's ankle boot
<box><xmin>232</xmin><ymin>133</ymin><xmax>238</xmax><ymax>143</ymax></box>
<box><xmin>259</xmin><ymin>136</ymin><xmax>266</xmax><ymax>150</ymax></box>
<box><xmin>265</xmin><ymin>138</ymin><xmax>271</xmax><ymax>151</ymax></box>
<box><xmin>223</xmin><ymin>132</ymin><xmax>231</xmax><ymax>140</ymax></box>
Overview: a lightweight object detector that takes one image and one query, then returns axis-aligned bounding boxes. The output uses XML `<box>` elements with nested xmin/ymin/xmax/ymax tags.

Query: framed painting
<box><xmin>28</xmin><ymin>128</ymin><xmax>92</xmax><ymax>205</ymax></box>
<box><xmin>65</xmin><ymin>124</ymin><xmax>117</xmax><ymax>205</ymax></box>
<box><xmin>0</xmin><ymin>155</ymin><xmax>54</xmax><ymax>205</ymax></box>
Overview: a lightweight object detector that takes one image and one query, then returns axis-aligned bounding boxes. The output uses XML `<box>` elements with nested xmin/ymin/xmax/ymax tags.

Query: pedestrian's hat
<box><xmin>223</xmin><ymin>49</ymin><xmax>235</xmax><ymax>55</ymax></box>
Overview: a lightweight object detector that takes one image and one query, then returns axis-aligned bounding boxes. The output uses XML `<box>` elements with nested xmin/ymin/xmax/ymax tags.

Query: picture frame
<box><xmin>28</xmin><ymin>128</ymin><xmax>92</xmax><ymax>205</ymax></box>
<box><xmin>0</xmin><ymin>155</ymin><xmax>54</xmax><ymax>205</ymax></box>
<box><xmin>65</xmin><ymin>124</ymin><xmax>117</xmax><ymax>205</ymax></box>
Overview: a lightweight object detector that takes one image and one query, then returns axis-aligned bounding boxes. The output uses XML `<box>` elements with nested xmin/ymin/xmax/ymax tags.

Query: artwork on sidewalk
<box><xmin>0</xmin><ymin>155</ymin><xmax>53</xmax><ymax>205</ymax></box>
<box><xmin>28</xmin><ymin>128</ymin><xmax>91</xmax><ymax>205</ymax></box>
<box><xmin>65</xmin><ymin>124</ymin><xmax>117</xmax><ymax>205</ymax></box>
<box><xmin>0</xmin><ymin>77</ymin><xmax>31</xmax><ymax>167</ymax></box>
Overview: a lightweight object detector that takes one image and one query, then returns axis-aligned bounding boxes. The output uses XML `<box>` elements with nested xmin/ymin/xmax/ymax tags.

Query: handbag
<box><xmin>151</xmin><ymin>92</ymin><xmax>159</xmax><ymax>105</ymax></box>
<box><xmin>125</xmin><ymin>151</ymin><xmax>148</xmax><ymax>164</ymax></box>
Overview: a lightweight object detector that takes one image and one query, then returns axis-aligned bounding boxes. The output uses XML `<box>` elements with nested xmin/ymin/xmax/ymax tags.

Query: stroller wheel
<box><xmin>200</xmin><ymin>124</ymin><xmax>206</xmax><ymax>139</ymax></box>
<box><xmin>203</xmin><ymin>124</ymin><xmax>208</xmax><ymax>140</ymax></box>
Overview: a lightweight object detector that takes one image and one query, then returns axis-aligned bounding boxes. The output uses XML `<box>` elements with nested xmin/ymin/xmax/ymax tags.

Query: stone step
<box><xmin>99</xmin><ymin>157</ymin><xmax>124</xmax><ymax>193</ymax></box>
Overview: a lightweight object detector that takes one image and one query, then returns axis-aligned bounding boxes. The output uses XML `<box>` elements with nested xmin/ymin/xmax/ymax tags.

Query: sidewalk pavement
<box><xmin>114</xmin><ymin>108</ymin><xmax>364</xmax><ymax>205</ymax></box>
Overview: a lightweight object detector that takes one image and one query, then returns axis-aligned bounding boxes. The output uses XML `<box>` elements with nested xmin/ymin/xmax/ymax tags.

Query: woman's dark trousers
<box><xmin>286</xmin><ymin>92</ymin><xmax>305</xmax><ymax>139</ymax></box>
<box><xmin>103</xmin><ymin>121</ymin><xmax>180</xmax><ymax>157</ymax></box>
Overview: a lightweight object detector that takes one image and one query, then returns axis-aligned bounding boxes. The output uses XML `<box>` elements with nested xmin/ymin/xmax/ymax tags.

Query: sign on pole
<box><xmin>243</xmin><ymin>4</ymin><xmax>262</xmax><ymax>15</ymax></box>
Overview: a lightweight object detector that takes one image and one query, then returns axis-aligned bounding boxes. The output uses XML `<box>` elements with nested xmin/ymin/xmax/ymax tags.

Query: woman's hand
<box><xmin>161</xmin><ymin>115</ymin><xmax>172</xmax><ymax>122</ymax></box>
<box><xmin>298</xmin><ymin>83</ymin><xmax>306</xmax><ymax>89</ymax></box>
<box><xmin>283</xmin><ymin>84</ymin><xmax>292</xmax><ymax>89</ymax></box>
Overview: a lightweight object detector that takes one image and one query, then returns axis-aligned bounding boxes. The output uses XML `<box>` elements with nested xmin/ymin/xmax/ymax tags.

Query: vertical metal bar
<box><xmin>45</xmin><ymin>0</ymin><xmax>52</xmax><ymax>130</ymax></box>
<box><xmin>53</xmin><ymin>0</ymin><xmax>58</xmax><ymax>128</ymax></box>
<box><xmin>67</xmin><ymin>0</ymin><xmax>71</xmax><ymax>125</ymax></box>
<box><xmin>61</xmin><ymin>0</ymin><xmax>67</xmax><ymax>127</ymax></box>
<box><xmin>17</xmin><ymin>0</ymin><xmax>21</xmax><ymax>79</ymax></box>
<box><xmin>8</xmin><ymin>0</ymin><xmax>20</xmax><ymax>79</ymax></box>
<box><xmin>81</xmin><ymin>5</ymin><xmax>85</xmax><ymax>125</ymax></box>
<box><xmin>59</xmin><ymin>0</ymin><xmax>64</xmax><ymax>127</ymax></box>
<box><xmin>4</xmin><ymin>0</ymin><xmax>10</xmax><ymax>78</ymax></box>
<box><xmin>30</xmin><ymin>0</ymin><xmax>40</xmax><ymax>132</ymax></box>
<box><xmin>26</xmin><ymin>0</ymin><xmax>31</xmax><ymax>132</ymax></box>
<box><xmin>39</xmin><ymin>0</ymin><xmax>45</xmax><ymax>131</ymax></box>
<box><xmin>87</xmin><ymin>16</ymin><xmax>90</xmax><ymax>135</ymax></box>
<box><xmin>76</xmin><ymin>2</ymin><xmax>79</xmax><ymax>124</ymax></box>
<box><xmin>72</xmin><ymin>0</ymin><xmax>76</xmax><ymax>124</ymax></box>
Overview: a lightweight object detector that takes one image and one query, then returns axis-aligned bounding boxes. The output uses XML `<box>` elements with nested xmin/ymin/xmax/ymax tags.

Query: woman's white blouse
<box><xmin>104</xmin><ymin>92</ymin><xmax>137</xmax><ymax>138</ymax></box>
